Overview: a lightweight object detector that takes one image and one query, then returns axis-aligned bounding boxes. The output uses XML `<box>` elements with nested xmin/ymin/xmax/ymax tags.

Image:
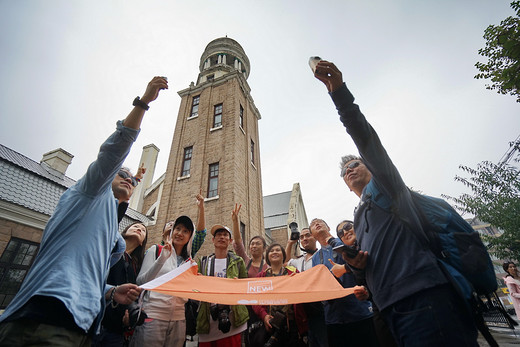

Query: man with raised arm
<box><xmin>314</xmin><ymin>61</ymin><xmax>478</xmax><ymax>346</ymax></box>
<box><xmin>0</xmin><ymin>77</ymin><xmax>168</xmax><ymax>346</ymax></box>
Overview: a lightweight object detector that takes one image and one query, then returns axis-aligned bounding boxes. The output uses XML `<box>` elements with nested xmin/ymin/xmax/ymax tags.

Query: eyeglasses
<box><xmin>118</xmin><ymin>170</ymin><xmax>138</xmax><ymax>187</ymax></box>
<box><xmin>340</xmin><ymin>161</ymin><xmax>362</xmax><ymax>177</ymax></box>
<box><xmin>337</xmin><ymin>222</ymin><xmax>353</xmax><ymax>239</ymax></box>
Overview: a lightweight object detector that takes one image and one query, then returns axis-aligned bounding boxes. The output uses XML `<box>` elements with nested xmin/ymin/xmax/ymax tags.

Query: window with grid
<box><xmin>213</xmin><ymin>104</ymin><xmax>223</xmax><ymax>128</ymax></box>
<box><xmin>207</xmin><ymin>162</ymin><xmax>219</xmax><ymax>198</ymax></box>
<box><xmin>190</xmin><ymin>96</ymin><xmax>200</xmax><ymax>118</ymax></box>
<box><xmin>181</xmin><ymin>146</ymin><xmax>193</xmax><ymax>177</ymax></box>
<box><xmin>0</xmin><ymin>238</ymin><xmax>39</xmax><ymax>308</ymax></box>
<box><xmin>250</xmin><ymin>139</ymin><xmax>255</xmax><ymax>164</ymax></box>
<box><xmin>239</xmin><ymin>105</ymin><xmax>244</xmax><ymax>128</ymax></box>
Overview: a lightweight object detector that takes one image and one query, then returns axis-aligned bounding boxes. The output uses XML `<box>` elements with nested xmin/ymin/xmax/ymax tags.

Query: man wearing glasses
<box><xmin>285</xmin><ymin>228</ymin><xmax>317</xmax><ymax>273</ymax></box>
<box><xmin>309</xmin><ymin>218</ymin><xmax>378</xmax><ymax>347</ymax></box>
<box><xmin>314</xmin><ymin>60</ymin><xmax>478</xmax><ymax>346</ymax></box>
<box><xmin>0</xmin><ymin>77</ymin><xmax>168</xmax><ymax>346</ymax></box>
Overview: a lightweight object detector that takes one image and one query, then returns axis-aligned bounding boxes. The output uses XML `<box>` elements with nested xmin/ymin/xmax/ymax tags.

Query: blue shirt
<box><xmin>0</xmin><ymin>120</ymin><xmax>139</xmax><ymax>333</ymax></box>
<box><xmin>312</xmin><ymin>240</ymin><xmax>373</xmax><ymax>325</ymax></box>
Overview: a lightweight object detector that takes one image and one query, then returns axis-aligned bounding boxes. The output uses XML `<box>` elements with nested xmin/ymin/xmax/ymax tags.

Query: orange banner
<box><xmin>140</xmin><ymin>261</ymin><xmax>354</xmax><ymax>305</ymax></box>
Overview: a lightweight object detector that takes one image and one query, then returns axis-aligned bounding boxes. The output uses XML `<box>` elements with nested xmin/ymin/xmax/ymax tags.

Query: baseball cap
<box><xmin>210</xmin><ymin>224</ymin><xmax>232</xmax><ymax>237</ymax></box>
<box><xmin>173</xmin><ymin>215</ymin><xmax>194</xmax><ymax>233</ymax></box>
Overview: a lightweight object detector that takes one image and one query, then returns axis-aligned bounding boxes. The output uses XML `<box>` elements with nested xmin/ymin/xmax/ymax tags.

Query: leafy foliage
<box><xmin>475</xmin><ymin>1</ymin><xmax>520</xmax><ymax>102</ymax></box>
<box><xmin>444</xmin><ymin>159</ymin><xmax>520</xmax><ymax>261</ymax></box>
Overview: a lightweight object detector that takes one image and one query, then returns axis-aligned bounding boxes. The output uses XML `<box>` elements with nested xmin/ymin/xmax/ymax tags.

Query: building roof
<box><xmin>0</xmin><ymin>144</ymin><xmax>75</xmax><ymax>216</ymax></box>
<box><xmin>0</xmin><ymin>143</ymin><xmax>152</xmax><ymax>225</ymax></box>
<box><xmin>263</xmin><ymin>191</ymin><xmax>291</xmax><ymax>229</ymax></box>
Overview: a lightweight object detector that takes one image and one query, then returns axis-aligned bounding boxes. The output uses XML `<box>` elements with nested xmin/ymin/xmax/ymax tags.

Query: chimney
<box><xmin>41</xmin><ymin>148</ymin><xmax>74</xmax><ymax>175</ymax></box>
<box><xmin>128</xmin><ymin>144</ymin><xmax>160</xmax><ymax>212</ymax></box>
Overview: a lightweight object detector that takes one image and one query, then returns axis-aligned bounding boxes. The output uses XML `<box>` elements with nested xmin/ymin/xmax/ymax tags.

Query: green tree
<box><xmin>475</xmin><ymin>1</ymin><xmax>520</xmax><ymax>102</ymax></box>
<box><xmin>445</xmin><ymin>158</ymin><xmax>520</xmax><ymax>262</ymax></box>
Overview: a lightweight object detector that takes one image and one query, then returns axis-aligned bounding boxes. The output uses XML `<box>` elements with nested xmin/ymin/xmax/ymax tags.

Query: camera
<box><xmin>308</xmin><ymin>56</ymin><xmax>322</xmax><ymax>73</ymax></box>
<box><xmin>210</xmin><ymin>304</ymin><xmax>231</xmax><ymax>333</ymax></box>
<box><xmin>289</xmin><ymin>222</ymin><xmax>300</xmax><ymax>241</ymax></box>
<box><xmin>265</xmin><ymin>311</ymin><xmax>287</xmax><ymax>347</ymax></box>
<box><xmin>333</xmin><ymin>244</ymin><xmax>359</xmax><ymax>259</ymax></box>
<box><xmin>127</xmin><ymin>302</ymin><xmax>147</xmax><ymax>329</ymax></box>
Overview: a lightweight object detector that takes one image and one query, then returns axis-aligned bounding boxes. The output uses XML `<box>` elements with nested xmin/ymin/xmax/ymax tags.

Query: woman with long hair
<box><xmin>93</xmin><ymin>221</ymin><xmax>148</xmax><ymax>347</ymax></box>
<box><xmin>130</xmin><ymin>215</ymin><xmax>196</xmax><ymax>347</ymax></box>
<box><xmin>503</xmin><ymin>261</ymin><xmax>520</xmax><ymax>320</ymax></box>
<box><xmin>231</xmin><ymin>204</ymin><xmax>268</xmax><ymax>278</ymax></box>
<box><xmin>252</xmin><ymin>243</ymin><xmax>308</xmax><ymax>347</ymax></box>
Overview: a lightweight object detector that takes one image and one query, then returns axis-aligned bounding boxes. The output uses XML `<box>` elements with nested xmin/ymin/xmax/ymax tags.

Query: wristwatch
<box><xmin>133</xmin><ymin>96</ymin><xmax>149</xmax><ymax>110</ymax></box>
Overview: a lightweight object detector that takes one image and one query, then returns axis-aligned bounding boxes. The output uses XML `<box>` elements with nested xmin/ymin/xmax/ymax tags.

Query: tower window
<box><xmin>190</xmin><ymin>96</ymin><xmax>200</xmax><ymax>118</ymax></box>
<box><xmin>208</xmin><ymin>162</ymin><xmax>219</xmax><ymax>198</ymax></box>
<box><xmin>0</xmin><ymin>238</ymin><xmax>39</xmax><ymax>309</ymax></box>
<box><xmin>213</xmin><ymin>104</ymin><xmax>223</xmax><ymax>128</ymax></box>
<box><xmin>207</xmin><ymin>74</ymin><xmax>214</xmax><ymax>82</ymax></box>
<box><xmin>239</xmin><ymin>105</ymin><xmax>244</xmax><ymax>129</ymax></box>
<box><xmin>250</xmin><ymin>139</ymin><xmax>255</xmax><ymax>165</ymax></box>
<box><xmin>181</xmin><ymin>146</ymin><xmax>193</xmax><ymax>177</ymax></box>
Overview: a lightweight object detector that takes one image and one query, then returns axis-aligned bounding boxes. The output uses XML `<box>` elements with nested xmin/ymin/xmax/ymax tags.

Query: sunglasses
<box><xmin>337</xmin><ymin>222</ymin><xmax>353</xmax><ymax>239</ymax></box>
<box><xmin>118</xmin><ymin>170</ymin><xmax>138</xmax><ymax>187</ymax></box>
<box><xmin>340</xmin><ymin>161</ymin><xmax>362</xmax><ymax>177</ymax></box>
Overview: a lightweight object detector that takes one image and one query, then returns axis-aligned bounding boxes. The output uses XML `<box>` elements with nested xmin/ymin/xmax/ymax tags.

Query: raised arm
<box><xmin>231</xmin><ymin>203</ymin><xmax>250</xmax><ymax>263</ymax></box>
<box><xmin>191</xmin><ymin>189</ymin><xmax>207</xmax><ymax>257</ymax></box>
<box><xmin>315</xmin><ymin>61</ymin><xmax>408</xmax><ymax>201</ymax></box>
<box><xmin>122</xmin><ymin>76</ymin><xmax>168</xmax><ymax>130</ymax></box>
<box><xmin>285</xmin><ymin>238</ymin><xmax>297</xmax><ymax>261</ymax></box>
<box><xmin>196</xmin><ymin>189</ymin><xmax>205</xmax><ymax>232</ymax></box>
<box><xmin>78</xmin><ymin>77</ymin><xmax>168</xmax><ymax>197</ymax></box>
<box><xmin>231</xmin><ymin>203</ymin><xmax>243</xmax><ymax>245</ymax></box>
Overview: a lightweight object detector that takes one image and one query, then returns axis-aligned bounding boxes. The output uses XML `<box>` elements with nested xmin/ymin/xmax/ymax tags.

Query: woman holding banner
<box><xmin>252</xmin><ymin>243</ymin><xmax>308</xmax><ymax>347</ymax></box>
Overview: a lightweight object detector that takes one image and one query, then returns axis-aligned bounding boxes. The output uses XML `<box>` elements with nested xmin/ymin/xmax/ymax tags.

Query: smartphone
<box><xmin>308</xmin><ymin>56</ymin><xmax>322</xmax><ymax>73</ymax></box>
<box><xmin>333</xmin><ymin>244</ymin><xmax>359</xmax><ymax>258</ymax></box>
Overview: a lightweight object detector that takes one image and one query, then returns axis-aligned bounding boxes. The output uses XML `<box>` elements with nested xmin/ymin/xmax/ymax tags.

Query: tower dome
<box><xmin>198</xmin><ymin>37</ymin><xmax>250</xmax><ymax>81</ymax></box>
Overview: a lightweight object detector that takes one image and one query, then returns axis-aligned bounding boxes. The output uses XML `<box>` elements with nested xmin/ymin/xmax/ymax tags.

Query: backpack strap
<box><xmin>155</xmin><ymin>244</ymin><xmax>164</xmax><ymax>259</ymax></box>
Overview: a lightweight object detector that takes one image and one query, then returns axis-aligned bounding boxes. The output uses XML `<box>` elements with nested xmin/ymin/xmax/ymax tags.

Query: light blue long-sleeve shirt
<box><xmin>0</xmin><ymin>120</ymin><xmax>139</xmax><ymax>333</ymax></box>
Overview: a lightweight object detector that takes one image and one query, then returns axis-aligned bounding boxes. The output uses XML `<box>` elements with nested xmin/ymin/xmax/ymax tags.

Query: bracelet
<box><xmin>110</xmin><ymin>285</ymin><xmax>119</xmax><ymax>308</ymax></box>
<box><xmin>133</xmin><ymin>96</ymin><xmax>150</xmax><ymax>110</ymax></box>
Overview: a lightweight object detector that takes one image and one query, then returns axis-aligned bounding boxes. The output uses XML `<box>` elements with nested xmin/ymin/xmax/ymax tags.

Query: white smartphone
<box><xmin>309</xmin><ymin>56</ymin><xmax>322</xmax><ymax>73</ymax></box>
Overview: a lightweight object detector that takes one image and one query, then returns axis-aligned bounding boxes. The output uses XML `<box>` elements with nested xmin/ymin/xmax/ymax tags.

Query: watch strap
<box><xmin>133</xmin><ymin>96</ymin><xmax>150</xmax><ymax>110</ymax></box>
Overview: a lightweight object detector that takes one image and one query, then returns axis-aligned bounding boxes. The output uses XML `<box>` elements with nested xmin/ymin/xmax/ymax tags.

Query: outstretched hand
<box><xmin>196</xmin><ymin>189</ymin><xmax>205</xmax><ymax>208</ymax></box>
<box><xmin>141</xmin><ymin>76</ymin><xmax>168</xmax><ymax>104</ymax></box>
<box><xmin>314</xmin><ymin>61</ymin><xmax>343</xmax><ymax>93</ymax></box>
<box><xmin>113</xmin><ymin>283</ymin><xmax>143</xmax><ymax>305</ymax></box>
<box><xmin>135</xmin><ymin>163</ymin><xmax>146</xmax><ymax>180</ymax></box>
<box><xmin>231</xmin><ymin>203</ymin><xmax>241</xmax><ymax>224</ymax></box>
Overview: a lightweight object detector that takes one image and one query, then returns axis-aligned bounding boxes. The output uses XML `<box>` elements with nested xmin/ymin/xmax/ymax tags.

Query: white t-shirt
<box><xmin>288</xmin><ymin>253</ymin><xmax>313</xmax><ymax>272</ymax></box>
<box><xmin>199</xmin><ymin>257</ymin><xmax>247</xmax><ymax>342</ymax></box>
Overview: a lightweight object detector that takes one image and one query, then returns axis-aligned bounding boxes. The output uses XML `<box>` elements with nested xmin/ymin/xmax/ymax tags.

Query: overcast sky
<box><xmin>1</xmin><ymin>0</ymin><xmax>518</xmax><ymax>234</ymax></box>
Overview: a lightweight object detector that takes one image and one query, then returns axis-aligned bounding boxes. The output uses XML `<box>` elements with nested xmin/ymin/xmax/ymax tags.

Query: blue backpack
<box><xmin>409</xmin><ymin>191</ymin><xmax>497</xmax><ymax>298</ymax></box>
<box><xmin>365</xmin><ymin>184</ymin><xmax>497</xmax><ymax>299</ymax></box>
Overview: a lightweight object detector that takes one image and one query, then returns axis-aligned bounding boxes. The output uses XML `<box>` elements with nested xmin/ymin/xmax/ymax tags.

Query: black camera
<box><xmin>289</xmin><ymin>222</ymin><xmax>300</xmax><ymax>241</ymax></box>
<box><xmin>210</xmin><ymin>304</ymin><xmax>231</xmax><ymax>333</ymax></box>
<box><xmin>127</xmin><ymin>302</ymin><xmax>147</xmax><ymax>329</ymax></box>
<box><xmin>265</xmin><ymin>311</ymin><xmax>287</xmax><ymax>347</ymax></box>
<box><xmin>333</xmin><ymin>244</ymin><xmax>359</xmax><ymax>259</ymax></box>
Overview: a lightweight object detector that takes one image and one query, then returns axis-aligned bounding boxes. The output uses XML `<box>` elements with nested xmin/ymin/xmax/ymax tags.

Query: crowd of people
<box><xmin>0</xmin><ymin>61</ymin><xmax>493</xmax><ymax>347</ymax></box>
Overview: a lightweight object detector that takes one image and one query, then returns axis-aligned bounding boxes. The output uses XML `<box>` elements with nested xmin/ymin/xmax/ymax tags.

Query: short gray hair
<box><xmin>339</xmin><ymin>155</ymin><xmax>362</xmax><ymax>177</ymax></box>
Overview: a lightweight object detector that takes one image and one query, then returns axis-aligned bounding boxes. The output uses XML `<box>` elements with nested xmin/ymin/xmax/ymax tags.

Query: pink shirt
<box><xmin>232</xmin><ymin>240</ymin><xmax>269</xmax><ymax>278</ymax></box>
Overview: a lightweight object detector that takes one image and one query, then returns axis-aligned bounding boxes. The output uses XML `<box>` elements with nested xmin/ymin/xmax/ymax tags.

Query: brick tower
<box><xmin>142</xmin><ymin>37</ymin><xmax>264</xmax><ymax>256</ymax></box>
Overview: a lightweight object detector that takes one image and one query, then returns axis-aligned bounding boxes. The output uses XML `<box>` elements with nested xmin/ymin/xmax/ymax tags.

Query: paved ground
<box><xmin>186</xmin><ymin>328</ymin><xmax>520</xmax><ymax>346</ymax></box>
<box><xmin>479</xmin><ymin>325</ymin><xmax>520</xmax><ymax>346</ymax></box>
